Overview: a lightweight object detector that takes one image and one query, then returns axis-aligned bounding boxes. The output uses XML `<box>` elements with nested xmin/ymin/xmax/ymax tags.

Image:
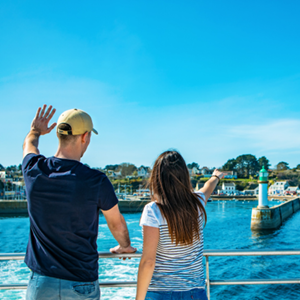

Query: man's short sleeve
<box><xmin>98</xmin><ymin>176</ymin><xmax>119</xmax><ymax>210</ymax></box>
<box><xmin>22</xmin><ymin>153</ymin><xmax>44</xmax><ymax>174</ymax></box>
<box><xmin>140</xmin><ymin>204</ymin><xmax>160</xmax><ymax>228</ymax></box>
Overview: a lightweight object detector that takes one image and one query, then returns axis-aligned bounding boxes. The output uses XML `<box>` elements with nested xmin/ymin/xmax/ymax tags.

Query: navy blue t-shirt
<box><xmin>22</xmin><ymin>153</ymin><xmax>118</xmax><ymax>282</ymax></box>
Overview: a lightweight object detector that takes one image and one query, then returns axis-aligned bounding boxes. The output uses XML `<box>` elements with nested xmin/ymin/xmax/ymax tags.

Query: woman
<box><xmin>136</xmin><ymin>150</ymin><xmax>223</xmax><ymax>300</ymax></box>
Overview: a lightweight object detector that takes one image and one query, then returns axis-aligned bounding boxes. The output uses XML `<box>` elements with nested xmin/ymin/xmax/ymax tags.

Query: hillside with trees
<box><xmin>1</xmin><ymin>155</ymin><xmax>300</xmax><ymax>195</ymax></box>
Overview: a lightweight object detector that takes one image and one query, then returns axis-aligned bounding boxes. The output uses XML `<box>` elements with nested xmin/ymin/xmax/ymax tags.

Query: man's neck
<box><xmin>54</xmin><ymin>147</ymin><xmax>81</xmax><ymax>162</ymax></box>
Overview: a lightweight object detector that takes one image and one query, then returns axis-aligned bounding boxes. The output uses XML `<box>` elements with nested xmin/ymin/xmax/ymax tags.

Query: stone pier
<box><xmin>251</xmin><ymin>197</ymin><xmax>300</xmax><ymax>230</ymax></box>
<box><xmin>0</xmin><ymin>200</ymin><xmax>28</xmax><ymax>215</ymax></box>
<box><xmin>0</xmin><ymin>199</ymin><xmax>150</xmax><ymax>215</ymax></box>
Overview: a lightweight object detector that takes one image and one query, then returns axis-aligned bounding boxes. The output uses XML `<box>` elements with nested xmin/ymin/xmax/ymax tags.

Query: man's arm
<box><xmin>102</xmin><ymin>204</ymin><xmax>137</xmax><ymax>254</ymax></box>
<box><xmin>23</xmin><ymin>130</ymin><xmax>41</xmax><ymax>157</ymax></box>
<box><xmin>23</xmin><ymin>105</ymin><xmax>56</xmax><ymax>158</ymax></box>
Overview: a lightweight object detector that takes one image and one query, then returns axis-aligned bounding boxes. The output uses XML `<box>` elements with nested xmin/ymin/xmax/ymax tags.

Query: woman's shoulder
<box><xmin>141</xmin><ymin>201</ymin><xmax>165</xmax><ymax>227</ymax></box>
<box><xmin>144</xmin><ymin>201</ymin><xmax>161</xmax><ymax>214</ymax></box>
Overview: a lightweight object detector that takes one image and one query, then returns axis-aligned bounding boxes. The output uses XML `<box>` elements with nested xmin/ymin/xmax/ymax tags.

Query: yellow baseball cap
<box><xmin>57</xmin><ymin>109</ymin><xmax>98</xmax><ymax>135</ymax></box>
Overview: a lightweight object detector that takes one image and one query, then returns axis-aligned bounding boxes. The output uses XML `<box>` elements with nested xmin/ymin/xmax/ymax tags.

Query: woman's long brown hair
<box><xmin>149</xmin><ymin>150</ymin><xmax>207</xmax><ymax>245</ymax></box>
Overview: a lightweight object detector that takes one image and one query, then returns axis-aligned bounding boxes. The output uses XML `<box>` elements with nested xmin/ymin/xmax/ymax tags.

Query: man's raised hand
<box><xmin>31</xmin><ymin>105</ymin><xmax>56</xmax><ymax>135</ymax></box>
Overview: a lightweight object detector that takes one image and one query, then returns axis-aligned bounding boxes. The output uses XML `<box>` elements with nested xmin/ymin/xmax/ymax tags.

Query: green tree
<box><xmin>222</xmin><ymin>159</ymin><xmax>237</xmax><ymax>171</ymax></box>
<box><xmin>119</xmin><ymin>163</ymin><xmax>137</xmax><ymax>177</ymax></box>
<box><xmin>187</xmin><ymin>162</ymin><xmax>199</xmax><ymax>169</ymax></box>
<box><xmin>235</xmin><ymin>154</ymin><xmax>259</xmax><ymax>178</ymax></box>
<box><xmin>104</xmin><ymin>164</ymin><xmax>119</xmax><ymax>171</ymax></box>
<box><xmin>258</xmin><ymin>156</ymin><xmax>270</xmax><ymax>170</ymax></box>
<box><xmin>296</xmin><ymin>164</ymin><xmax>300</xmax><ymax>170</ymax></box>
<box><xmin>235</xmin><ymin>181</ymin><xmax>248</xmax><ymax>191</ymax></box>
<box><xmin>7</xmin><ymin>165</ymin><xmax>17</xmax><ymax>171</ymax></box>
<box><xmin>276</xmin><ymin>161</ymin><xmax>289</xmax><ymax>171</ymax></box>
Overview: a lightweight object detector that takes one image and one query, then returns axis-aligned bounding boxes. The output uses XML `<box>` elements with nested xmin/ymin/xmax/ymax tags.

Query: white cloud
<box><xmin>228</xmin><ymin>119</ymin><xmax>300</xmax><ymax>151</ymax></box>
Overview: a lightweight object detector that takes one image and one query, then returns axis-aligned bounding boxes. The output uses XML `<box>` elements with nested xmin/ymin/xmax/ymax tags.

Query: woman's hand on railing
<box><xmin>110</xmin><ymin>245</ymin><xmax>137</xmax><ymax>260</ymax></box>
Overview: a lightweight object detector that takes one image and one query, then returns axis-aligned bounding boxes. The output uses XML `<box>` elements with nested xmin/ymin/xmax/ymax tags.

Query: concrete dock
<box><xmin>251</xmin><ymin>197</ymin><xmax>300</xmax><ymax>230</ymax></box>
<box><xmin>210</xmin><ymin>195</ymin><xmax>257</xmax><ymax>200</ymax></box>
<box><xmin>0</xmin><ymin>199</ymin><xmax>150</xmax><ymax>215</ymax></box>
<box><xmin>117</xmin><ymin>199</ymin><xmax>149</xmax><ymax>212</ymax></box>
<box><xmin>0</xmin><ymin>200</ymin><xmax>28</xmax><ymax>215</ymax></box>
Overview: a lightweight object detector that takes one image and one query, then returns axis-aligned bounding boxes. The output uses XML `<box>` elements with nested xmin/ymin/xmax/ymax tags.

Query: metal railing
<box><xmin>1</xmin><ymin>250</ymin><xmax>300</xmax><ymax>299</ymax></box>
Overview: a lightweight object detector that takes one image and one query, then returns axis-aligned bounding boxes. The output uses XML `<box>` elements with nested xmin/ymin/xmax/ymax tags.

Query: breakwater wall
<box><xmin>211</xmin><ymin>195</ymin><xmax>257</xmax><ymax>200</ymax></box>
<box><xmin>267</xmin><ymin>196</ymin><xmax>295</xmax><ymax>201</ymax></box>
<box><xmin>0</xmin><ymin>200</ymin><xmax>28</xmax><ymax>215</ymax></box>
<box><xmin>251</xmin><ymin>198</ymin><xmax>300</xmax><ymax>230</ymax></box>
<box><xmin>118</xmin><ymin>200</ymin><xmax>149</xmax><ymax>213</ymax></box>
<box><xmin>0</xmin><ymin>199</ymin><xmax>150</xmax><ymax>215</ymax></box>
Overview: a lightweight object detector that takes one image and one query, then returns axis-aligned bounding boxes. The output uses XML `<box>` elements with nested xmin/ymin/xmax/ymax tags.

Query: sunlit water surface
<box><xmin>0</xmin><ymin>200</ymin><xmax>299</xmax><ymax>300</ymax></box>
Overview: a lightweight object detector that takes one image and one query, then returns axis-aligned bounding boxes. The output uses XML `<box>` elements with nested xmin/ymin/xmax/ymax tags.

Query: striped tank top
<box><xmin>140</xmin><ymin>191</ymin><xmax>206</xmax><ymax>291</ymax></box>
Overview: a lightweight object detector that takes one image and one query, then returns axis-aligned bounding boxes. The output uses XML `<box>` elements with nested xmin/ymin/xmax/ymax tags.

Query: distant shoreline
<box><xmin>0</xmin><ymin>196</ymin><xmax>294</xmax><ymax>216</ymax></box>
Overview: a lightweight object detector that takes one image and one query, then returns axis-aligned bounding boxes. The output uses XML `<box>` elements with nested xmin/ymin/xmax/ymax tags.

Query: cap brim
<box><xmin>92</xmin><ymin>128</ymin><xmax>98</xmax><ymax>135</ymax></box>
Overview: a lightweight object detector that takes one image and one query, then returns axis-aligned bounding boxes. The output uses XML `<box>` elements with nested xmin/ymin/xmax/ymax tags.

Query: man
<box><xmin>22</xmin><ymin>105</ymin><xmax>136</xmax><ymax>300</ymax></box>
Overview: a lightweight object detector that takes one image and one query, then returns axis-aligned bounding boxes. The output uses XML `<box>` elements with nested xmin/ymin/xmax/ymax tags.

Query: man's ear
<box><xmin>81</xmin><ymin>132</ymin><xmax>89</xmax><ymax>143</ymax></box>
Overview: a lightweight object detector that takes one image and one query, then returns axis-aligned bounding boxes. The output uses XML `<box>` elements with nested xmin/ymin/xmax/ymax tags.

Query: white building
<box><xmin>188</xmin><ymin>167</ymin><xmax>200</xmax><ymax>176</ymax></box>
<box><xmin>107</xmin><ymin>170</ymin><xmax>121</xmax><ymax>178</ymax></box>
<box><xmin>0</xmin><ymin>171</ymin><xmax>6</xmax><ymax>179</ymax></box>
<box><xmin>244</xmin><ymin>186</ymin><xmax>259</xmax><ymax>196</ymax></box>
<box><xmin>12</xmin><ymin>181</ymin><xmax>23</xmax><ymax>186</ymax></box>
<box><xmin>222</xmin><ymin>171</ymin><xmax>238</xmax><ymax>179</ymax></box>
<box><xmin>285</xmin><ymin>186</ymin><xmax>300</xmax><ymax>195</ymax></box>
<box><xmin>200</xmin><ymin>167</ymin><xmax>210</xmax><ymax>175</ymax></box>
<box><xmin>268</xmin><ymin>181</ymin><xmax>289</xmax><ymax>195</ymax></box>
<box><xmin>200</xmin><ymin>167</ymin><xmax>214</xmax><ymax>178</ymax></box>
<box><xmin>138</xmin><ymin>167</ymin><xmax>150</xmax><ymax>178</ymax></box>
<box><xmin>221</xmin><ymin>182</ymin><xmax>236</xmax><ymax>194</ymax></box>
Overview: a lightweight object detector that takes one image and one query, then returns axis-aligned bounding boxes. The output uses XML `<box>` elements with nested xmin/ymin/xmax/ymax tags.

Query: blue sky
<box><xmin>1</xmin><ymin>0</ymin><xmax>300</xmax><ymax>169</ymax></box>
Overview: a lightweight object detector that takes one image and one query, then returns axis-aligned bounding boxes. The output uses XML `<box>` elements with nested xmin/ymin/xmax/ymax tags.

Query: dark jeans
<box><xmin>146</xmin><ymin>288</ymin><xmax>208</xmax><ymax>300</ymax></box>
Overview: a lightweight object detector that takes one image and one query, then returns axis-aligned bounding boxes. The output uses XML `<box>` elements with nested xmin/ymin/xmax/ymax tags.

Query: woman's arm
<box><xmin>199</xmin><ymin>169</ymin><xmax>224</xmax><ymax>202</ymax></box>
<box><xmin>136</xmin><ymin>225</ymin><xmax>159</xmax><ymax>300</ymax></box>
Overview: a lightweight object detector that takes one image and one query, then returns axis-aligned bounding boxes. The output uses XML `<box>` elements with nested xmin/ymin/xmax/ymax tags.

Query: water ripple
<box><xmin>0</xmin><ymin>203</ymin><xmax>299</xmax><ymax>299</ymax></box>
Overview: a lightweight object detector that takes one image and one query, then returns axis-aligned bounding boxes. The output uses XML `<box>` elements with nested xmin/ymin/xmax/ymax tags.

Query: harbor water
<box><xmin>0</xmin><ymin>200</ymin><xmax>300</xmax><ymax>300</ymax></box>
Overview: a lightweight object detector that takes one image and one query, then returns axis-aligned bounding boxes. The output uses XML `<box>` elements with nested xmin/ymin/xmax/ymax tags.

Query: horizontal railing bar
<box><xmin>0</xmin><ymin>284</ymin><xmax>27</xmax><ymax>290</ymax></box>
<box><xmin>100</xmin><ymin>281</ymin><xmax>137</xmax><ymax>287</ymax></box>
<box><xmin>0</xmin><ymin>281</ymin><xmax>138</xmax><ymax>290</ymax></box>
<box><xmin>0</xmin><ymin>252</ymin><xmax>143</xmax><ymax>261</ymax></box>
<box><xmin>1</xmin><ymin>278</ymin><xmax>300</xmax><ymax>290</ymax></box>
<box><xmin>210</xmin><ymin>279</ymin><xmax>300</xmax><ymax>285</ymax></box>
<box><xmin>1</xmin><ymin>249</ymin><xmax>300</xmax><ymax>261</ymax></box>
<box><xmin>0</xmin><ymin>253</ymin><xmax>26</xmax><ymax>261</ymax></box>
<box><xmin>203</xmin><ymin>249</ymin><xmax>300</xmax><ymax>256</ymax></box>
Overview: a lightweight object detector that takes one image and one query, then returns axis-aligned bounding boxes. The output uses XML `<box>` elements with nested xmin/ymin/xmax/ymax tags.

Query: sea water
<box><xmin>0</xmin><ymin>201</ymin><xmax>300</xmax><ymax>300</ymax></box>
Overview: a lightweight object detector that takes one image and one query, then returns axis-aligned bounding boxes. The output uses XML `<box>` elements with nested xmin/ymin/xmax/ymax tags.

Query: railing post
<box><xmin>205</xmin><ymin>255</ymin><xmax>211</xmax><ymax>300</ymax></box>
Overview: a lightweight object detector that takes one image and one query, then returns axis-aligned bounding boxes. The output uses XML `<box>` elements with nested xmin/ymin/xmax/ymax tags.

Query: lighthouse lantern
<box><xmin>259</xmin><ymin>166</ymin><xmax>268</xmax><ymax>182</ymax></box>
